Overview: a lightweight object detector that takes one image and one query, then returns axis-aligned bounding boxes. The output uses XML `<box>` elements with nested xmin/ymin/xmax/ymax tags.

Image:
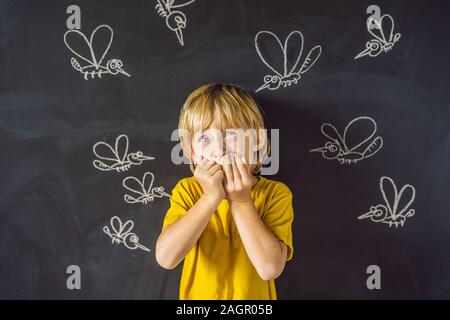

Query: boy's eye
<box><xmin>198</xmin><ymin>135</ymin><xmax>208</xmax><ymax>142</ymax></box>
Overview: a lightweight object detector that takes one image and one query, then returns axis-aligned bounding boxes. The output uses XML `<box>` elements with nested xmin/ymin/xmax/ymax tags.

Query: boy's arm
<box><xmin>156</xmin><ymin>193</ymin><xmax>222</xmax><ymax>270</ymax></box>
<box><xmin>230</xmin><ymin>200</ymin><xmax>288</xmax><ymax>281</ymax></box>
<box><xmin>222</xmin><ymin>153</ymin><xmax>288</xmax><ymax>281</ymax></box>
<box><xmin>156</xmin><ymin>159</ymin><xmax>225</xmax><ymax>270</ymax></box>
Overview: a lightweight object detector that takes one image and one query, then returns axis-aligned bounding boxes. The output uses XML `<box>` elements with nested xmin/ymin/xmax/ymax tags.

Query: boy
<box><xmin>156</xmin><ymin>83</ymin><xmax>294</xmax><ymax>299</ymax></box>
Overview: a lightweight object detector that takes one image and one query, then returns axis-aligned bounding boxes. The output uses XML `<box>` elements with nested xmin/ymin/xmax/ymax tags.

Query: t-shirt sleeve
<box><xmin>262</xmin><ymin>183</ymin><xmax>294</xmax><ymax>261</ymax></box>
<box><xmin>162</xmin><ymin>178</ymin><xmax>197</xmax><ymax>231</ymax></box>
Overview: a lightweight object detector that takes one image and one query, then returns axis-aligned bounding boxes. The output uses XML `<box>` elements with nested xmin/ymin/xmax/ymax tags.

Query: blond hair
<box><xmin>178</xmin><ymin>83</ymin><xmax>270</xmax><ymax>174</ymax></box>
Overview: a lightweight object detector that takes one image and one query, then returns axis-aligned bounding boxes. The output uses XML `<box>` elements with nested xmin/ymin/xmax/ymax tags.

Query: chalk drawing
<box><xmin>310</xmin><ymin>116</ymin><xmax>383</xmax><ymax>164</ymax></box>
<box><xmin>123</xmin><ymin>171</ymin><xmax>170</xmax><ymax>204</ymax></box>
<box><xmin>255</xmin><ymin>30</ymin><xmax>321</xmax><ymax>92</ymax></box>
<box><xmin>64</xmin><ymin>24</ymin><xmax>130</xmax><ymax>79</ymax></box>
<box><xmin>355</xmin><ymin>14</ymin><xmax>401</xmax><ymax>59</ymax></box>
<box><xmin>93</xmin><ymin>134</ymin><xmax>154</xmax><ymax>172</ymax></box>
<box><xmin>155</xmin><ymin>0</ymin><xmax>196</xmax><ymax>46</ymax></box>
<box><xmin>358</xmin><ymin>176</ymin><xmax>416</xmax><ymax>228</ymax></box>
<box><xmin>103</xmin><ymin>216</ymin><xmax>151</xmax><ymax>252</ymax></box>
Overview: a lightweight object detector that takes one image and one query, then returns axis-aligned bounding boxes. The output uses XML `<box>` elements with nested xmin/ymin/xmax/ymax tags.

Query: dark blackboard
<box><xmin>1</xmin><ymin>0</ymin><xmax>449</xmax><ymax>299</ymax></box>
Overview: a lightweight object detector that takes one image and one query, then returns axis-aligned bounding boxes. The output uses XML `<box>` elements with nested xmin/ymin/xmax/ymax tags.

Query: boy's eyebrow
<box><xmin>194</xmin><ymin>125</ymin><xmax>243</xmax><ymax>137</ymax></box>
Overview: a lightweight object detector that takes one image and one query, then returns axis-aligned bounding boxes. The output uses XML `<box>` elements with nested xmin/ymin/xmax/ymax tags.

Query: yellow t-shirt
<box><xmin>161</xmin><ymin>175</ymin><xmax>294</xmax><ymax>300</ymax></box>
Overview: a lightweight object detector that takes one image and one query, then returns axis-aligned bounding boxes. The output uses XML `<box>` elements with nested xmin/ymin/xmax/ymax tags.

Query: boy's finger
<box><xmin>222</xmin><ymin>153</ymin><xmax>234</xmax><ymax>183</ymax></box>
<box><xmin>231</xmin><ymin>153</ymin><xmax>241</xmax><ymax>181</ymax></box>
<box><xmin>207</xmin><ymin>164</ymin><xmax>221</xmax><ymax>176</ymax></box>
<box><xmin>243</xmin><ymin>156</ymin><xmax>252</xmax><ymax>173</ymax></box>
<box><xmin>235</xmin><ymin>153</ymin><xmax>249</xmax><ymax>179</ymax></box>
<box><xmin>202</xmin><ymin>160</ymin><xmax>215</xmax><ymax>170</ymax></box>
<box><xmin>212</xmin><ymin>169</ymin><xmax>224</xmax><ymax>182</ymax></box>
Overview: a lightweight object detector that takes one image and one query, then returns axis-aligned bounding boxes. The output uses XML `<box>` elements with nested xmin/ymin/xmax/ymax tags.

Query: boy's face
<box><xmin>192</xmin><ymin>118</ymin><xmax>257</xmax><ymax>165</ymax></box>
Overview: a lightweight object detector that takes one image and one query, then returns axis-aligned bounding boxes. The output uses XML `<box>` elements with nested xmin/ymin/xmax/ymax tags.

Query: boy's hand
<box><xmin>194</xmin><ymin>157</ymin><xmax>225</xmax><ymax>200</ymax></box>
<box><xmin>221</xmin><ymin>153</ymin><xmax>254</xmax><ymax>203</ymax></box>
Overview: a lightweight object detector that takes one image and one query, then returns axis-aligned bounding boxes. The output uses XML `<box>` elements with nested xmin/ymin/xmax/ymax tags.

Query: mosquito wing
<box><xmin>298</xmin><ymin>45</ymin><xmax>322</xmax><ymax>75</ymax></box>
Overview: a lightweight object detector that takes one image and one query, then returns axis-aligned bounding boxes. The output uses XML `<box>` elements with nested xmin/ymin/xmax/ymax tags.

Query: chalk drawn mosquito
<box><xmin>123</xmin><ymin>172</ymin><xmax>170</xmax><ymax>204</ymax></box>
<box><xmin>155</xmin><ymin>0</ymin><xmax>196</xmax><ymax>46</ymax></box>
<box><xmin>358</xmin><ymin>176</ymin><xmax>416</xmax><ymax>228</ymax></box>
<box><xmin>92</xmin><ymin>134</ymin><xmax>154</xmax><ymax>172</ymax></box>
<box><xmin>103</xmin><ymin>216</ymin><xmax>151</xmax><ymax>252</ymax></box>
<box><xmin>310</xmin><ymin>116</ymin><xmax>383</xmax><ymax>164</ymax></box>
<box><xmin>355</xmin><ymin>14</ymin><xmax>401</xmax><ymax>59</ymax></box>
<box><xmin>255</xmin><ymin>30</ymin><xmax>322</xmax><ymax>92</ymax></box>
<box><xmin>64</xmin><ymin>24</ymin><xmax>131</xmax><ymax>79</ymax></box>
